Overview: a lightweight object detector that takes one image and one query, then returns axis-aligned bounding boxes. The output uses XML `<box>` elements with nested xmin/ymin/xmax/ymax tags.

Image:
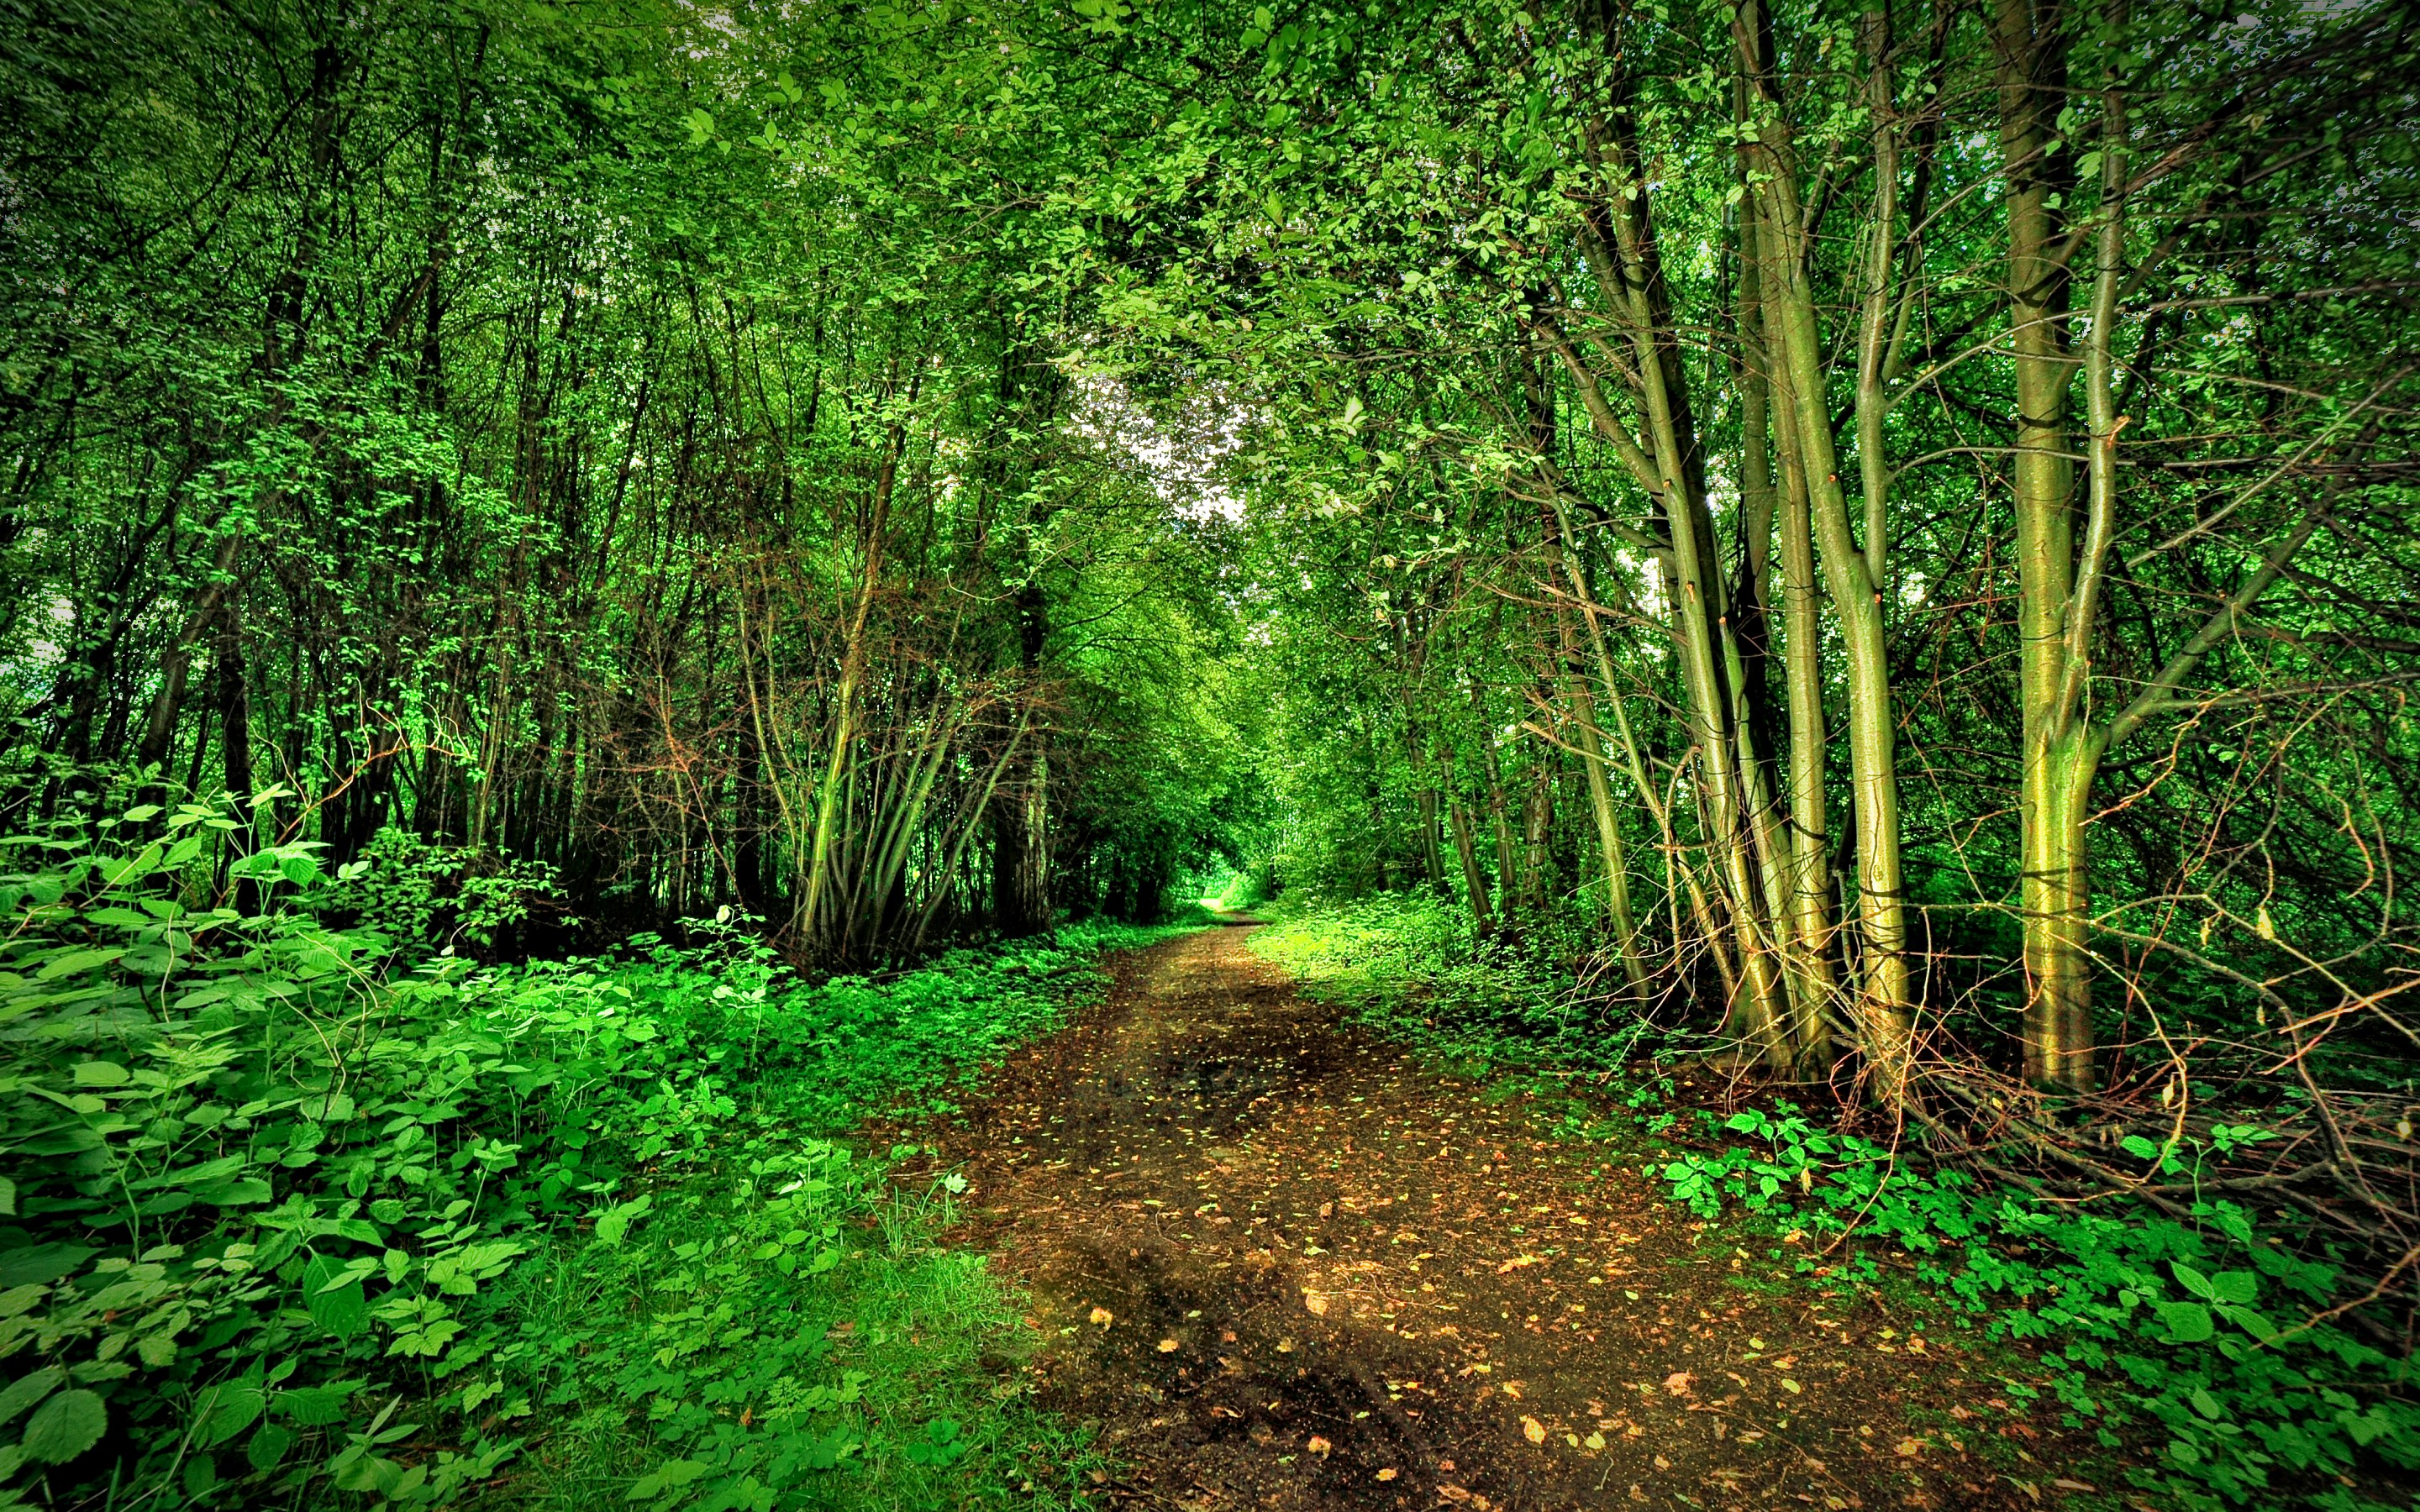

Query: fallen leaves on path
<box><xmin>890</xmin><ymin>926</ymin><xmax>2093</xmax><ymax>1512</ymax></box>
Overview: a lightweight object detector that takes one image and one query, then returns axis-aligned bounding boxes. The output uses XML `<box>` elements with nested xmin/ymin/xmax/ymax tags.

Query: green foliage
<box><xmin>1249</xmin><ymin>893</ymin><xmax>1640</xmax><ymax>1072</ymax></box>
<box><xmin>1654</xmin><ymin>1105</ymin><xmax>2418</xmax><ymax>1510</ymax></box>
<box><xmin>0</xmin><ymin>799</ymin><xmax>1179</xmax><ymax>1508</ymax></box>
<box><xmin>315</xmin><ymin>828</ymin><xmax>571</xmax><ymax>959</ymax></box>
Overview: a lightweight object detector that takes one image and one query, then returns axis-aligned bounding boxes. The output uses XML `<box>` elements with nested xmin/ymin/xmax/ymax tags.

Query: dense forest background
<box><xmin>1</xmin><ymin>0</ymin><xmax>1261</xmax><ymax>963</ymax></box>
<box><xmin>2</xmin><ymin>0</ymin><xmax>2417</xmax><ymax>1506</ymax></box>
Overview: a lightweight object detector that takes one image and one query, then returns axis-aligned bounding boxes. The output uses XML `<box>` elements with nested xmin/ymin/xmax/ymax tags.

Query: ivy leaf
<box><xmin>20</xmin><ymin>1388</ymin><xmax>106</xmax><ymax>1463</ymax></box>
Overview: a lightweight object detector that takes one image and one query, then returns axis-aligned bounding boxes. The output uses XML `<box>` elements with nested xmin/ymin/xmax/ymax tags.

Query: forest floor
<box><xmin>886</xmin><ymin>923</ymin><xmax>2115</xmax><ymax>1512</ymax></box>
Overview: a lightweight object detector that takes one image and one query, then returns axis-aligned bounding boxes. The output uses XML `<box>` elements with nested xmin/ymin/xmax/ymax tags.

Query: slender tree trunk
<box><xmin>1556</xmin><ymin>626</ymin><xmax>1648</xmax><ymax>990</ymax></box>
<box><xmin>1543</xmin><ymin>313</ymin><xmax>1790</xmax><ymax>1061</ymax></box>
<box><xmin>1446</xmin><ymin>785</ymin><xmax>1497</xmax><ymax>938</ymax></box>
<box><xmin>1467</xmin><ymin>672</ymin><xmax>1522</xmax><ymax>929</ymax></box>
<box><xmin>216</xmin><ymin>618</ymin><xmax>257</xmax><ymax>913</ymax></box>
<box><xmin>1735</xmin><ymin>0</ymin><xmax>1913</xmax><ymax>1095</ymax></box>
<box><xmin>1518</xmin><ymin>747</ymin><xmax>1551</xmax><ymax>921</ymax></box>
<box><xmin>993</xmin><ymin>575</ymin><xmax>1053</xmax><ymax>937</ymax></box>
<box><xmin>802</xmin><ymin>392</ymin><xmax>910</xmax><ymax>953</ymax></box>
<box><xmin>1739</xmin><ymin>190</ymin><xmax>1839</xmax><ymax>1068</ymax></box>
<box><xmin>1993</xmin><ymin>0</ymin><xmax>2096</xmax><ymax>1089</ymax></box>
<box><xmin>1550</xmin><ymin>94</ymin><xmax>1792</xmax><ymax>1062</ymax></box>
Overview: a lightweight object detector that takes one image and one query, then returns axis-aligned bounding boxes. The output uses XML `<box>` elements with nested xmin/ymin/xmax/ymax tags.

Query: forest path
<box><xmin>898</xmin><ymin>926</ymin><xmax>2080</xmax><ymax>1511</ymax></box>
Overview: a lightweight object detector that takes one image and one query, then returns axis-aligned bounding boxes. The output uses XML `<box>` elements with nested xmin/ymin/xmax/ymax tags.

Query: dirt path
<box><xmin>904</xmin><ymin>927</ymin><xmax>2092</xmax><ymax>1511</ymax></box>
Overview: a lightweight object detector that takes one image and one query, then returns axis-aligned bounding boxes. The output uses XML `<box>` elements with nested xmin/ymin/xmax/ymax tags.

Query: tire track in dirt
<box><xmin>902</xmin><ymin>925</ymin><xmax>2096</xmax><ymax>1510</ymax></box>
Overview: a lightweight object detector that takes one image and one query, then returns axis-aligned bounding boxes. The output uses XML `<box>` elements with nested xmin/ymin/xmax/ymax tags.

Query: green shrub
<box><xmin>1656</xmin><ymin>1106</ymin><xmax>2417</xmax><ymax>1509</ymax></box>
<box><xmin>0</xmin><ymin>797</ymin><xmax>1178</xmax><ymax>1509</ymax></box>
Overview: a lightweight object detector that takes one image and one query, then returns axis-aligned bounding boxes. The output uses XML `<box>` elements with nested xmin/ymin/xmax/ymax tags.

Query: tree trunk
<box><xmin>1735</xmin><ymin>0</ymin><xmax>1913</xmax><ymax>1095</ymax></box>
<box><xmin>1993</xmin><ymin>0</ymin><xmax>2096</xmax><ymax>1089</ymax></box>
<box><xmin>1739</xmin><ymin>189</ymin><xmax>1839</xmax><ymax>1069</ymax></box>
<box><xmin>1446</xmin><ymin>785</ymin><xmax>1497</xmax><ymax>938</ymax></box>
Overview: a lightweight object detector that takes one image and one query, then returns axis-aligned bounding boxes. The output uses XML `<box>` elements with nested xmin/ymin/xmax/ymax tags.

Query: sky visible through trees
<box><xmin>1</xmin><ymin>0</ymin><xmax>2417</xmax><ymax>1507</ymax></box>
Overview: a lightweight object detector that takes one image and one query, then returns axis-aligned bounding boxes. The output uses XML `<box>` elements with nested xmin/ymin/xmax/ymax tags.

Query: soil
<box><xmin>897</xmin><ymin>924</ymin><xmax>2107</xmax><ymax>1511</ymax></box>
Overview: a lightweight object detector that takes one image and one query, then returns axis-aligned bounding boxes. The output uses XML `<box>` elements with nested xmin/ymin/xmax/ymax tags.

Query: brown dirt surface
<box><xmin>896</xmin><ymin>925</ymin><xmax>2106</xmax><ymax>1511</ymax></box>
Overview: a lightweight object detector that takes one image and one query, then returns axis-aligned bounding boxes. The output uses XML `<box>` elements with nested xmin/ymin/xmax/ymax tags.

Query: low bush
<box><xmin>0</xmin><ymin>795</ymin><xmax>1180</xmax><ymax>1509</ymax></box>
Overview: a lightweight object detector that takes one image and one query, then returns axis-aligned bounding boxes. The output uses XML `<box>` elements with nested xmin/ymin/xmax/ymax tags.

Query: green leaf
<box><xmin>304</xmin><ymin>1255</ymin><xmax>369</xmax><ymax>1339</ymax></box>
<box><xmin>0</xmin><ymin>1367</ymin><xmax>64</xmax><ymax>1425</ymax></box>
<box><xmin>629</xmin><ymin>1458</ymin><xmax>708</xmax><ymax>1499</ymax></box>
<box><xmin>2171</xmin><ymin>1262</ymin><xmax>2213</xmax><ymax>1299</ymax></box>
<box><xmin>71</xmin><ymin>1062</ymin><xmax>130</xmax><ymax>1088</ymax></box>
<box><xmin>196</xmin><ymin>1385</ymin><xmax>265</xmax><ymax>1448</ymax></box>
<box><xmin>39</xmin><ymin>949</ymin><xmax>124</xmax><ymax>981</ymax></box>
<box><xmin>0</xmin><ymin>1246</ymin><xmax>93</xmax><ymax>1288</ymax></box>
<box><xmin>275</xmin><ymin>1383</ymin><xmax>357</xmax><ymax>1427</ymax></box>
<box><xmin>195</xmin><ymin>1179</ymin><xmax>274</xmax><ymax>1206</ymax></box>
<box><xmin>2120</xmin><ymin>1135</ymin><xmax>2160</xmax><ymax>1162</ymax></box>
<box><xmin>246</xmin><ymin>1421</ymin><xmax>294</xmax><ymax>1472</ymax></box>
<box><xmin>19</xmin><ymin>1388</ymin><xmax>106</xmax><ymax>1462</ymax></box>
<box><xmin>594</xmin><ymin>1194</ymin><xmax>651</xmax><ymax>1247</ymax></box>
<box><xmin>0</xmin><ymin>1178</ymin><xmax>13</xmax><ymax>1216</ymax></box>
<box><xmin>2154</xmin><ymin>1300</ymin><xmax>2214</xmax><ymax>1344</ymax></box>
<box><xmin>2189</xmin><ymin>1387</ymin><xmax>2224</xmax><ymax>1420</ymax></box>
<box><xmin>2207</xmin><ymin>1270</ymin><xmax>2258</xmax><ymax>1305</ymax></box>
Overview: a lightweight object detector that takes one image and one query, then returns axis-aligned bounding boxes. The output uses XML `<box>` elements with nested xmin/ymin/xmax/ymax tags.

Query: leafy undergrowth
<box><xmin>1249</xmin><ymin>893</ymin><xmax>2420</xmax><ymax>1512</ymax></box>
<box><xmin>0</xmin><ymin>795</ymin><xmax>1192</xmax><ymax>1510</ymax></box>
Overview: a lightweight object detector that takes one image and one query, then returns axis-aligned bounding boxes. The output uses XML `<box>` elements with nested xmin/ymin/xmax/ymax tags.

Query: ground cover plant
<box><xmin>0</xmin><ymin>792</ymin><xmax>1187</xmax><ymax>1509</ymax></box>
<box><xmin>1249</xmin><ymin>895</ymin><xmax>2420</xmax><ymax>1509</ymax></box>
